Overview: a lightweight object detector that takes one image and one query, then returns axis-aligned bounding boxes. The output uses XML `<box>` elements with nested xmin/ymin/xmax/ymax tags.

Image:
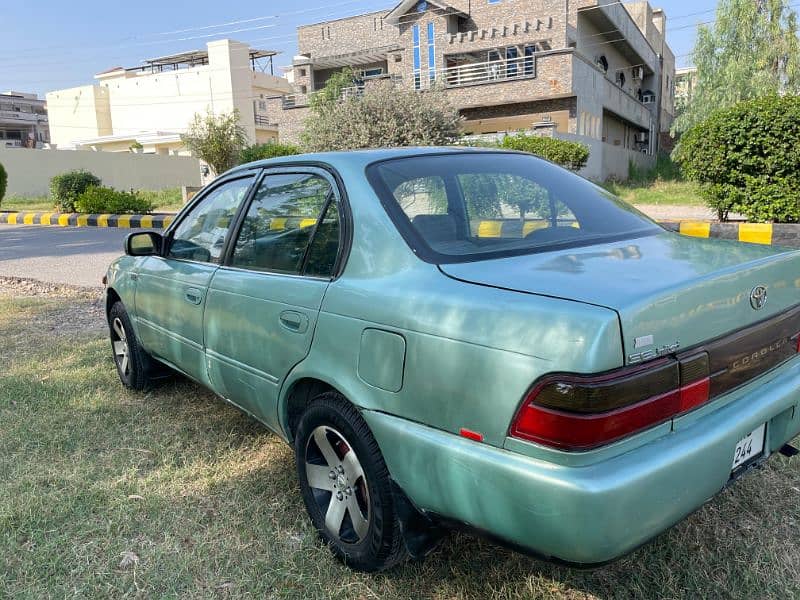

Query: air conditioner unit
<box><xmin>634</xmin><ymin>132</ymin><xmax>649</xmax><ymax>143</ymax></box>
<box><xmin>632</xmin><ymin>66</ymin><xmax>644</xmax><ymax>81</ymax></box>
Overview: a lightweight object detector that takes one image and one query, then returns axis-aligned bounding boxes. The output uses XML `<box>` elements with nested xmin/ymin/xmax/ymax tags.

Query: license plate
<box><xmin>731</xmin><ymin>424</ymin><xmax>766</xmax><ymax>471</ymax></box>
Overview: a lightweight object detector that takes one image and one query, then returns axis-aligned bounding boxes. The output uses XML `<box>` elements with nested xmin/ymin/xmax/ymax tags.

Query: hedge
<box><xmin>239</xmin><ymin>142</ymin><xmax>301</xmax><ymax>164</ymax></box>
<box><xmin>673</xmin><ymin>95</ymin><xmax>800</xmax><ymax>222</ymax></box>
<box><xmin>74</xmin><ymin>186</ymin><xmax>154</xmax><ymax>214</ymax></box>
<box><xmin>0</xmin><ymin>162</ymin><xmax>6</xmax><ymax>207</ymax></box>
<box><xmin>500</xmin><ymin>133</ymin><xmax>589</xmax><ymax>171</ymax></box>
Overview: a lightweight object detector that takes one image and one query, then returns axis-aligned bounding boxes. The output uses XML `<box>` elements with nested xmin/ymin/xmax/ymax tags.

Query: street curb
<box><xmin>659</xmin><ymin>221</ymin><xmax>800</xmax><ymax>247</ymax></box>
<box><xmin>0</xmin><ymin>211</ymin><xmax>174</xmax><ymax>229</ymax></box>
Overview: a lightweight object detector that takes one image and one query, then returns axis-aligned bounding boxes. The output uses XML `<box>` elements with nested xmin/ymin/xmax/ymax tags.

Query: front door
<box><xmin>134</xmin><ymin>175</ymin><xmax>255</xmax><ymax>383</ymax></box>
<box><xmin>204</xmin><ymin>169</ymin><xmax>343</xmax><ymax>431</ymax></box>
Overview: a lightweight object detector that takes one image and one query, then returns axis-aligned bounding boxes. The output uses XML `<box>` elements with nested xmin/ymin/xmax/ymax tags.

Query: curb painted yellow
<box><xmin>739</xmin><ymin>223</ymin><xmax>772</xmax><ymax>245</ymax></box>
<box><xmin>57</xmin><ymin>214</ymin><xmax>70</xmax><ymax>226</ymax></box>
<box><xmin>98</xmin><ymin>214</ymin><xmax>110</xmax><ymax>227</ymax></box>
<box><xmin>678</xmin><ymin>222</ymin><xmax>710</xmax><ymax>238</ymax></box>
<box><xmin>117</xmin><ymin>215</ymin><xmax>132</xmax><ymax>228</ymax></box>
<box><xmin>478</xmin><ymin>221</ymin><xmax>503</xmax><ymax>238</ymax></box>
<box><xmin>139</xmin><ymin>215</ymin><xmax>154</xmax><ymax>228</ymax></box>
<box><xmin>76</xmin><ymin>215</ymin><xmax>89</xmax><ymax>227</ymax></box>
<box><xmin>7</xmin><ymin>213</ymin><xmax>18</xmax><ymax>225</ymax></box>
<box><xmin>40</xmin><ymin>213</ymin><xmax>54</xmax><ymax>225</ymax></box>
<box><xmin>163</xmin><ymin>216</ymin><xmax>174</xmax><ymax>228</ymax></box>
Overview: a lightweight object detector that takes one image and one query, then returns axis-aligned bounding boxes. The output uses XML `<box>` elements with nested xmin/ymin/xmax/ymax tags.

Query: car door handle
<box><xmin>184</xmin><ymin>287</ymin><xmax>204</xmax><ymax>305</ymax></box>
<box><xmin>279</xmin><ymin>310</ymin><xmax>309</xmax><ymax>334</ymax></box>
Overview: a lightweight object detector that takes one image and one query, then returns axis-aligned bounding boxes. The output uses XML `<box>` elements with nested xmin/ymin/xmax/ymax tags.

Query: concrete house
<box><xmin>0</xmin><ymin>92</ymin><xmax>50</xmax><ymax>149</ymax></box>
<box><xmin>269</xmin><ymin>0</ymin><xmax>676</xmax><ymax>180</ymax></box>
<box><xmin>46</xmin><ymin>40</ymin><xmax>292</xmax><ymax>154</ymax></box>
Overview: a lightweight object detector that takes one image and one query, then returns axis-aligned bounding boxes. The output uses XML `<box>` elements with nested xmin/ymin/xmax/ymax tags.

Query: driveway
<box><xmin>0</xmin><ymin>224</ymin><xmax>130</xmax><ymax>287</ymax></box>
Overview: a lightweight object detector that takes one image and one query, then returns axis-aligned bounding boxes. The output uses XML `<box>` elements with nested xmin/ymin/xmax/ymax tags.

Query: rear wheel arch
<box><xmin>105</xmin><ymin>287</ymin><xmax>122</xmax><ymax>316</ymax></box>
<box><xmin>283</xmin><ymin>377</ymin><xmax>341</xmax><ymax>441</ymax></box>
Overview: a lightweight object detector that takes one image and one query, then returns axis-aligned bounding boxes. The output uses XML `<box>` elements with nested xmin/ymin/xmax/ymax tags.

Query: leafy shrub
<box><xmin>673</xmin><ymin>95</ymin><xmax>800</xmax><ymax>222</ymax></box>
<box><xmin>50</xmin><ymin>170</ymin><xmax>101</xmax><ymax>212</ymax></box>
<box><xmin>74</xmin><ymin>186</ymin><xmax>154</xmax><ymax>214</ymax></box>
<box><xmin>239</xmin><ymin>142</ymin><xmax>300</xmax><ymax>164</ymax></box>
<box><xmin>0</xmin><ymin>162</ymin><xmax>6</xmax><ymax>206</ymax></box>
<box><xmin>500</xmin><ymin>134</ymin><xmax>589</xmax><ymax>171</ymax></box>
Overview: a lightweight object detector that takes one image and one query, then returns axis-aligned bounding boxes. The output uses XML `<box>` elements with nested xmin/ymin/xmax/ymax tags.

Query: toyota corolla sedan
<box><xmin>105</xmin><ymin>147</ymin><xmax>800</xmax><ymax>571</ymax></box>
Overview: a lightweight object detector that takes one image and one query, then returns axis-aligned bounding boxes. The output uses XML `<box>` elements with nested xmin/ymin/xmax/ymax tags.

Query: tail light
<box><xmin>510</xmin><ymin>353</ymin><xmax>711</xmax><ymax>451</ymax></box>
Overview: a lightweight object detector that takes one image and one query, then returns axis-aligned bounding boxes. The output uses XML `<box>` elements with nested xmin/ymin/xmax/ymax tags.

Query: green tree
<box><xmin>674</xmin><ymin>0</ymin><xmax>800</xmax><ymax>134</ymax></box>
<box><xmin>499</xmin><ymin>133</ymin><xmax>589</xmax><ymax>171</ymax></box>
<box><xmin>302</xmin><ymin>80</ymin><xmax>462</xmax><ymax>151</ymax></box>
<box><xmin>308</xmin><ymin>67</ymin><xmax>357</xmax><ymax>110</ymax></box>
<box><xmin>181</xmin><ymin>110</ymin><xmax>248</xmax><ymax>176</ymax></box>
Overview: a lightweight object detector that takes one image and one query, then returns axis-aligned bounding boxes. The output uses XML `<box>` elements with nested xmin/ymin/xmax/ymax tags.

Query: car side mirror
<box><xmin>125</xmin><ymin>231</ymin><xmax>163</xmax><ymax>256</ymax></box>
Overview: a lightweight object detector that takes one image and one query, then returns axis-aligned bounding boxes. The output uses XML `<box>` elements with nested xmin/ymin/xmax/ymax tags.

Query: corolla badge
<box><xmin>750</xmin><ymin>285</ymin><xmax>768</xmax><ymax>310</ymax></box>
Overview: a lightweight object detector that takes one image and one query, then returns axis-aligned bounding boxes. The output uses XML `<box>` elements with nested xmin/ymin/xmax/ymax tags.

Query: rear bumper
<box><xmin>363</xmin><ymin>356</ymin><xmax>800</xmax><ymax>564</ymax></box>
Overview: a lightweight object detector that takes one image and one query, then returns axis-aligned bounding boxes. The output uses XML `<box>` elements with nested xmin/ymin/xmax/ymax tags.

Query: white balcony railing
<box><xmin>437</xmin><ymin>55</ymin><xmax>536</xmax><ymax>88</ymax></box>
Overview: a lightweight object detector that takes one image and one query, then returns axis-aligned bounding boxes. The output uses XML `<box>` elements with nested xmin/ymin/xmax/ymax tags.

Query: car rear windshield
<box><xmin>366</xmin><ymin>152</ymin><xmax>662</xmax><ymax>263</ymax></box>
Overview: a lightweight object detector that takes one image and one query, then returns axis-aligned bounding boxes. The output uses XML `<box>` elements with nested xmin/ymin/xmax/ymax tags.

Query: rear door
<box><xmin>204</xmin><ymin>167</ymin><xmax>343</xmax><ymax>431</ymax></box>
<box><xmin>134</xmin><ymin>175</ymin><xmax>255</xmax><ymax>383</ymax></box>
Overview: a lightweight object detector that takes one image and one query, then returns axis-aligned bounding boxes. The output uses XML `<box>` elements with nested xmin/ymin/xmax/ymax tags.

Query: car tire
<box><xmin>108</xmin><ymin>301</ymin><xmax>156</xmax><ymax>391</ymax></box>
<box><xmin>295</xmin><ymin>392</ymin><xmax>409</xmax><ymax>572</ymax></box>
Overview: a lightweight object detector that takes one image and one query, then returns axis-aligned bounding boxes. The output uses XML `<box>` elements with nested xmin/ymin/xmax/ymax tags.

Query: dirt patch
<box><xmin>0</xmin><ymin>276</ymin><xmax>106</xmax><ymax>336</ymax></box>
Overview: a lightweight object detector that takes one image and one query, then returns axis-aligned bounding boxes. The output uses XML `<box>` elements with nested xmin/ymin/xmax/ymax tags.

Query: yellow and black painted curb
<box><xmin>659</xmin><ymin>221</ymin><xmax>797</xmax><ymax>246</ymax></box>
<box><xmin>0</xmin><ymin>211</ymin><xmax>174</xmax><ymax>229</ymax></box>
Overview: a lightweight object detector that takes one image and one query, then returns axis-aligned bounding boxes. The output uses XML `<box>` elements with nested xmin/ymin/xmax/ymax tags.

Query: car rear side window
<box><xmin>168</xmin><ymin>176</ymin><xmax>254</xmax><ymax>263</ymax></box>
<box><xmin>230</xmin><ymin>173</ymin><xmax>339</xmax><ymax>276</ymax></box>
<box><xmin>367</xmin><ymin>152</ymin><xmax>661</xmax><ymax>263</ymax></box>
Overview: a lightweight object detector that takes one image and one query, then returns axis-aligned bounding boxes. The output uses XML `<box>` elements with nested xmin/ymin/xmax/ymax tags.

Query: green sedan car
<box><xmin>105</xmin><ymin>148</ymin><xmax>800</xmax><ymax>571</ymax></box>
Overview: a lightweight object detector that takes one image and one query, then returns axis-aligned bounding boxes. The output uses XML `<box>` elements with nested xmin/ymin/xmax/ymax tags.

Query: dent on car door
<box><xmin>204</xmin><ymin>169</ymin><xmax>343</xmax><ymax>432</ymax></box>
<box><xmin>133</xmin><ymin>175</ymin><xmax>255</xmax><ymax>383</ymax></box>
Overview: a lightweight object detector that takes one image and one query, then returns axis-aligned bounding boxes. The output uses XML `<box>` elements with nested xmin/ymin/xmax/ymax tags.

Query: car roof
<box><xmin>226</xmin><ymin>145</ymin><xmax>513</xmax><ymax>175</ymax></box>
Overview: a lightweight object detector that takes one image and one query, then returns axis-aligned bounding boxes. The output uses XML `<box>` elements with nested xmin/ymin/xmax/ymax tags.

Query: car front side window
<box><xmin>230</xmin><ymin>173</ymin><xmax>339</xmax><ymax>276</ymax></box>
<box><xmin>168</xmin><ymin>176</ymin><xmax>254</xmax><ymax>263</ymax></box>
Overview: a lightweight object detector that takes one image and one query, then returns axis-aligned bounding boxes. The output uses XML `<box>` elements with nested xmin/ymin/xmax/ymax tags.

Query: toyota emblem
<box><xmin>750</xmin><ymin>285</ymin><xmax>767</xmax><ymax>310</ymax></box>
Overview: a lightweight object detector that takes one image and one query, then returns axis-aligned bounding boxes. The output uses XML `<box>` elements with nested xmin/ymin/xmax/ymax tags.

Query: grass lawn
<box><xmin>1</xmin><ymin>188</ymin><xmax>184</xmax><ymax>214</ymax></box>
<box><xmin>603</xmin><ymin>180</ymin><xmax>705</xmax><ymax>207</ymax></box>
<box><xmin>3</xmin><ymin>282</ymin><xmax>800</xmax><ymax>598</ymax></box>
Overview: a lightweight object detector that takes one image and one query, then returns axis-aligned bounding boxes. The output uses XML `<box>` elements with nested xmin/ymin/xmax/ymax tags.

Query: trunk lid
<box><xmin>440</xmin><ymin>232</ymin><xmax>800</xmax><ymax>364</ymax></box>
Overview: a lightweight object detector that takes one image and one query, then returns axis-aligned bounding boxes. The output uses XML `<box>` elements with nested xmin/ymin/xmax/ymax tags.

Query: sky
<box><xmin>1</xmin><ymin>0</ymin><xmax>715</xmax><ymax>98</ymax></box>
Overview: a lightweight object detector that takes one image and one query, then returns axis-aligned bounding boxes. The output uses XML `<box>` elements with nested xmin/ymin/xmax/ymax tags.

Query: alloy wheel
<box><xmin>305</xmin><ymin>425</ymin><xmax>371</xmax><ymax>544</ymax></box>
<box><xmin>111</xmin><ymin>317</ymin><xmax>130</xmax><ymax>377</ymax></box>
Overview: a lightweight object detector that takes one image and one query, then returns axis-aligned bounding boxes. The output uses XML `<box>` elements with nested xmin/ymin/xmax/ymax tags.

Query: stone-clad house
<box><xmin>267</xmin><ymin>0</ymin><xmax>675</xmax><ymax>180</ymax></box>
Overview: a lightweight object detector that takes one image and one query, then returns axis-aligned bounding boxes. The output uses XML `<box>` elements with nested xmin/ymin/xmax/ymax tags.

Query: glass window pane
<box><xmin>368</xmin><ymin>153</ymin><xmax>660</xmax><ymax>262</ymax></box>
<box><xmin>304</xmin><ymin>199</ymin><xmax>341</xmax><ymax>277</ymax></box>
<box><xmin>168</xmin><ymin>177</ymin><xmax>254</xmax><ymax>263</ymax></box>
<box><xmin>231</xmin><ymin>173</ymin><xmax>334</xmax><ymax>275</ymax></box>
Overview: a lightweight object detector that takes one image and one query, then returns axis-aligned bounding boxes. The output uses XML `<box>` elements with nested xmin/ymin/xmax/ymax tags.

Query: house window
<box><xmin>427</xmin><ymin>22</ymin><xmax>436</xmax><ymax>82</ymax></box>
<box><xmin>363</xmin><ymin>67</ymin><xmax>384</xmax><ymax>78</ymax></box>
<box><xmin>488</xmin><ymin>0</ymin><xmax>501</xmax><ymax>3</ymax></box>
<box><xmin>506</xmin><ymin>46</ymin><xmax>518</xmax><ymax>77</ymax></box>
<box><xmin>413</xmin><ymin>24</ymin><xmax>422</xmax><ymax>89</ymax></box>
<box><xmin>299</xmin><ymin>68</ymin><xmax>307</xmax><ymax>77</ymax></box>
<box><xmin>524</xmin><ymin>44</ymin><xmax>536</xmax><ymax>75</ymax></box>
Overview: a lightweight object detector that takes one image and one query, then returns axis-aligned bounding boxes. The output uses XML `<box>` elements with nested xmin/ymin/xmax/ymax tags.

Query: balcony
<box><xmin>254</xmin><ymin>114</ymin><xmax>278</xmax><ymax>129</ymax></box>
<box><xmin>439</xmin><ymin>54</ymin><xmax>536</xmax><ymax>88</ymax></box>
<box><xmin>282</xmin><ymin>94</ymin><xmax>310</xmax><ymax>109</ymax></box>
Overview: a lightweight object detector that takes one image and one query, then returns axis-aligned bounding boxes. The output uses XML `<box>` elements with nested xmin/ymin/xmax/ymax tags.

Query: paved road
<box><xmin>0</xmin><ymin>224</ymin><xmax>132</xmax><ymax>287</ymax></box>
